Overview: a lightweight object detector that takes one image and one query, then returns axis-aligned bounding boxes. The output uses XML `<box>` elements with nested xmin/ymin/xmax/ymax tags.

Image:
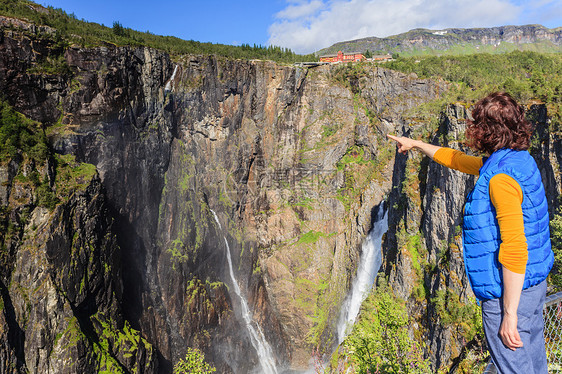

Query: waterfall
<box><xmin>164</xmin><ymin>65</ymin><xmax>178</xmax><ymax>92</ymax></box>
<box><xmin>336</xmin><ymin>202</ymin><xmax>388</xmax><ymax>344</ymax></box>
<box><xmin>210</xmin><ymin>210</ymin><xmax>278</xmax><ymax>374</ymax></box>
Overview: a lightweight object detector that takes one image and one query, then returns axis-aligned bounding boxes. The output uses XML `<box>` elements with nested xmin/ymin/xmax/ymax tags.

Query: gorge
<box><xmin>0</xmin><ymin>15</ymin><xmax>561</xmax><ymax>374</ymax></box>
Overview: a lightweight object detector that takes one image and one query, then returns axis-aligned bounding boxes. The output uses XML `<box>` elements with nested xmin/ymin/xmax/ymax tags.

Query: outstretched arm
<box><xmin>387</xmin><ymin>134</ymin><xmax>482</xmax><ymax>175</ymax></box>
<box><xmin>387</xmin><ymin>134</ymin><xmax>441</xmax><ymax>159</ymax></box>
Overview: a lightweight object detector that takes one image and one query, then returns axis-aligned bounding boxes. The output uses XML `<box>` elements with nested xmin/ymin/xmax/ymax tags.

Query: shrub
<box><xmin>0</xmin><ymin>100</ymin><xmax>48</xmax><ymax>162</ymax></box>
<box><xmin>36</xmin><ymin>180</ymin><xmax>58</xmax><ymax>210</ymax></box>
<box><xmin>112</xmin><ymin>21</ymin><xmax>126</xmax><ymax>37</ymax></box>
<box><xmin>340</xmin><ymin>281</ymin><xmax>430</xmax><ymax>373</ymax></box>
<box><xmin>173</xmin><ymin>347</ymin><xmax>216</xmax><ymax>374</ymax></box>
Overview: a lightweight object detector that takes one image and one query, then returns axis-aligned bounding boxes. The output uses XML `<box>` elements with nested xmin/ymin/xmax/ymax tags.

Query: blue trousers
<box><xmin>481</xmin><ymin>280</ymin><xmax>548</xmax><ymax>374</ymax></box>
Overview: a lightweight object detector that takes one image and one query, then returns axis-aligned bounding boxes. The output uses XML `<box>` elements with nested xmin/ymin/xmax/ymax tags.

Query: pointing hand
<box><xmin>387</xmin><ymin>134</ymin><xmax>416</xmax><ymax>154</ymax></box>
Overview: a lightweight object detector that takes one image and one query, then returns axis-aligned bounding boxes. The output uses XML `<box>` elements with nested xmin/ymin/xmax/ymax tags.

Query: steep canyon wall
<box><xmin>1</xmin><ymin>20</ymin><xmax>560</xmax><ymax>373</ymax></box>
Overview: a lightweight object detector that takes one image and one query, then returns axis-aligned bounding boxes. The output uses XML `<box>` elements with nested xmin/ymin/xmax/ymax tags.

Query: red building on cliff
<box><xmin>319</xmin><ymin>51</ymin><xmax>365</xmax><ymax>63</ymax></box>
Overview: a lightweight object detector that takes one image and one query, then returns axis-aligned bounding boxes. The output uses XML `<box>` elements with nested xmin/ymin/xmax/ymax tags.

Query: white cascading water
<box><xmin>211</xmin><ymin>210</ymin><xmax>278</xmax><ymax>374</ymax></box>
<box><xmin>336</xmin><ymin>202</ymin><xmax>388</xmax><ymax>344</ymax></box>
<box><xmin>164</xmin><ymin>65</ymin><xmax>178</xmax><ymax>92</ymax></box>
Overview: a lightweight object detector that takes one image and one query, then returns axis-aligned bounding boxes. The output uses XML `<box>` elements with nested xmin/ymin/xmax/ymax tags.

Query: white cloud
<box><xmin>275</xmin><ymin>0</ymin><xmax>325</xmax><ymax>20</ymax></box>
<box><xmin>268</xmin><ymin>0</ymin><xmax>523</xmax><ymax>54</ymax></box>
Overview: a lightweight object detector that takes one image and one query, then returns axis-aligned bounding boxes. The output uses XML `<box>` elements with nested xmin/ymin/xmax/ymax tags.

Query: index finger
<box><xmin>387</xmin><ymin>134</ymin><xmax>399</xmax><ymax>141</ymax></box>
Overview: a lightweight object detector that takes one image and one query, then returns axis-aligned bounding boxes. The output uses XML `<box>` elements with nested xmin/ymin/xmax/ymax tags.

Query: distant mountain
<box><xmin>318</xmin><ymin>25</ymin><xmax>562</xmax><ymax>57</ymax></box>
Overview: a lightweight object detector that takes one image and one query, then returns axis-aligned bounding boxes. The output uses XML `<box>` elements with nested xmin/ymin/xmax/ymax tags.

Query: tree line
<box><xmin>385</xmin><ymin>51</ymin><xmax>562</xmax><ymax>105</ymax></box>
<box><xmin>0</xmin><ymin>0</ymin><xmax>318</xmax><ymax>63</ymax></box>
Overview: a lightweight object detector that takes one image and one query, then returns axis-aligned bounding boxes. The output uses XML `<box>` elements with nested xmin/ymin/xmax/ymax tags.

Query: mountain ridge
<box><xmin>318</xmin><ymin>24</ymin><xmax>562</xmax><ymax>57</ymax></box>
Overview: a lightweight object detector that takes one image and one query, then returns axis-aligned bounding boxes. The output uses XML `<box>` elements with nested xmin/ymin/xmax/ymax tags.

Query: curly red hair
<box><xmin>465</xmin><ymin>92</ymin><xmax>532</xmax><ymax>154</ymax></box>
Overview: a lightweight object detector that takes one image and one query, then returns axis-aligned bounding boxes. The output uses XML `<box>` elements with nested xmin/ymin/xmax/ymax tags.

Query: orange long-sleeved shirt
<box><xmin>433</xmin><ymin>148</ymin><xmax>528</xmax><ymax>274</ymax></box>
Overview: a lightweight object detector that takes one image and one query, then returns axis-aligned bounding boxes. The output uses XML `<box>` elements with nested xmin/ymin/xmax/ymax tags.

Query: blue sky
<box><xmin>40</xmin><ymin>0</ymin><xmax>287</xmax><ymax>46</ymax></box>
<box><xmin>40</xmin><ymin>0</ymin><xmax>562</xmax><ymax>54</ymax></box>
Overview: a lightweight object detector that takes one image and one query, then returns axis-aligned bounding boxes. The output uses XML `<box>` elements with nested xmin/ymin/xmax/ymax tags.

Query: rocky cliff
<box><xmin>1</xmin><ymin>16</ymin><xmax>560</xmax><ymax>373</ymax></box>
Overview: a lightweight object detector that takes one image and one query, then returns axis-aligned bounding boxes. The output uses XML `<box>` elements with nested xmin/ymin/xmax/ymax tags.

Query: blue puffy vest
<box><xmin>462</xmin><ymin>148</ymin><xmax>554</xmax><ymax>301</ymax></box>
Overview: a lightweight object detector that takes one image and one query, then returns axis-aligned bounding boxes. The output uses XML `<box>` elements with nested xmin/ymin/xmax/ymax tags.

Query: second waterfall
<box><xmin>211</xmin><ymin>210</ymin><xmax>278</xmax><ymax>374</ymax></box>
<box><xmin>336</xmin><ymin>202</ymin><xmax>389</xmax><ymax>344</ymax></box>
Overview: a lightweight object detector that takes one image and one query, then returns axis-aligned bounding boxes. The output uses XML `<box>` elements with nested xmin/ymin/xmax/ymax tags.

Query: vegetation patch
<box><xmin>0</xmin><ymin>100</ymin><xmax>48</xmax><ymax>163</ymax></box>
<box><xmin>335</xmin><ymin>144</ymin><xmax>391</xmax><ymax>212</ymax></box>
<box><xmin>27</xmin><ymin>54</ymin><xmax>72</xmax><ymax>76</ymax></box>
<box><xmin>294</xmin><ymin>277</ymin><xmax>324</xmax><ymax>315</ymax></box>
<box><xmin>185</xmin><ymin>278</ymin><xmax>226</xmax><ymax>317</ymax></box>
<box><xmin>401</xmin><ymin>156</ymin><xmax>424</xmax><ymax>206</ymax></box>
<box><xmin>405</xmin><ymin>232</ymin><xmax>424</xmax><ymax>275</ymax></box>
<box><xmin>91</xmin><ymin>312</ymin><xmax>155</xmax><ymax>373</ymax></box>
<box><xmin>0</xmin><ymin>100</ymin><xmax>97</xmax><ymax>211</ymax></box>
<box><xmin>386</xmin><ymin>51</ymin><xmax>562</xmax><ymax>105</ymax></box>
<box><xmin>431</xmin><ymin>288</ymin><xmax>483</xmax><ymax>341</ymax></box>
<box><xmin>296</xmin><ymin>230</ymin><xmax>325</xmax><ymax>245</ymax></box>
<box><xmin>291</xmin><ymin>196</ymin><xmax>314</xmax><ymax>210</ymax></box>
<box><xmin>54</xmin><ymin>153</ymin><xmax>97</xmax><ymax>197</ymax></box>
<box><xmin>329</xmin><ymin>62</ymin><xmax>371</xmax><ymax>93</ymax></box>
<box><xmin>334</xmin><ymin>280</ymin><xmax>431</xmax><ymax>373</ymax></box>
<box><xmin>168</xmin><ymin>238</ymin><xmax>189</xmax><ymax>265</ymax></box>
<box><xmin>321</xmin><ymin>123</ymin><xmax>340</xmax><ymax>139</ymax></box>
<box><xmin>336</xmin><ymin>145</ymin><xmax>371</xmax><ymax>171</ymax></box>
<box><xmin>307</xmin><ymin>285</ymin><xmax>339</xmax><ymax>353</ymax></box>
<box><xmin>173</xmin><ymin>347</ymin><xmax>216</xmax><ymax>374</ymax></box>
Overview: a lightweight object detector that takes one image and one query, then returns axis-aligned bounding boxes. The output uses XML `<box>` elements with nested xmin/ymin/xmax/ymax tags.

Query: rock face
<box><xmin>1</xmin><ymin>17</ymin><xmax>560</xmax><ymax>373</ymax></box>
<box><xmin>320</xmin><ymin>24</ymin><xmax>562</xmax><ymax>56</ymax></box>
<box><xmin>0</xmin><ymin>163</ymin><xmax>157</xmax><ymax>373</ymax></box>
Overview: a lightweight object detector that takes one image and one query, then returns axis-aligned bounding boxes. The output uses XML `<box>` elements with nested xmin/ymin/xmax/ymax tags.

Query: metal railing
<box><xmin>483</xmin><ymin>291</ymin><xmax>562</xmax><ymax>373</ymax></box>
<box><xmin>544</xmin><ymin>291</ymin><xmax>562</xmax><ymax>372</ymax></box>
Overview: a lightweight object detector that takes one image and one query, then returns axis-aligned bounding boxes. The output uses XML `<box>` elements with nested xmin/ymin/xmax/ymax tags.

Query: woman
<box><xmin>388</xmin><ymin>92</ymin><xmax>554</xmax><ymax>374</ymax></box>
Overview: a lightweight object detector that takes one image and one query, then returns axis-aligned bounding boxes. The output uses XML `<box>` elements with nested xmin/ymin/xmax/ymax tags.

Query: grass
<box><xmin>296</xmin><ymin>230</ymin><xmax>326</xmax><ymax>245</ymax></box>
<box><xmin>54</xmin><ymin>153</ymin><xmax>97</xmax><ymax>199</ymax></box>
